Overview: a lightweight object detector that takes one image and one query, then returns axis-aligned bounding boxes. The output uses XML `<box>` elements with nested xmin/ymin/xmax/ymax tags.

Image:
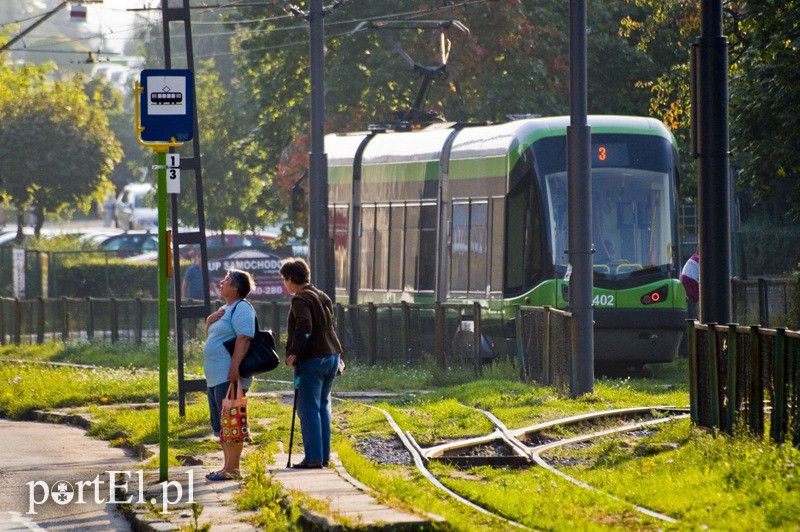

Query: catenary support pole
<box><xmin>568</xmin><ymin>0</ymin><xmax>593</xmax><ymax>395</ymax></box>
<box><xmin>308</xmin><ymin>0</ymin><xmax>333</xmax><ymax>297</ymax></box>
<box><xmin>695</xmin><ymin>0</ymin><xmax>731</xmax><ymax>324</ymax></box>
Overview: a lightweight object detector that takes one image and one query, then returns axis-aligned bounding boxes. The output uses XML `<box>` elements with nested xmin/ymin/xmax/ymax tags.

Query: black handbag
<box><xmin>223</xmin><ymin>301</ymin><xmax>280</xmax><ymax>377</ymax></box>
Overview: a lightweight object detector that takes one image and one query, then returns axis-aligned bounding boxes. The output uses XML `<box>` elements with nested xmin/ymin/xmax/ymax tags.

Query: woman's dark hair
<box><xmin>227</xmin><ymin>269</ymin><xmax>254</xmax><ymax>298</ymax></box>
<box><xmin>280</xmin><ymin>258</ymin><xmax>311</xmax><ymax>285</ymax></box>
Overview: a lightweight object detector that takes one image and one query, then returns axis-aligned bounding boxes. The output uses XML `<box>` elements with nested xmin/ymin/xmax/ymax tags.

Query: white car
<box><xmin>115</xmin><ymin>183</ymin><xmax>157</xmax><ymax>230</ymax></box>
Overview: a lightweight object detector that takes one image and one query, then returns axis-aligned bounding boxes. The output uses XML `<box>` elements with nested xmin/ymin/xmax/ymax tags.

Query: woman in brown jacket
<box><xmin>280</xmin><ymin>258</ymin><xmax>343</xmax><ymax>469</ymax></box>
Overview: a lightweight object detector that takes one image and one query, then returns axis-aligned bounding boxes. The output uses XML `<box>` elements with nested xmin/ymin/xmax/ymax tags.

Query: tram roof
<box><xmin>325</xmin><ymin>115</ymin><xmax>674</xmax><ymax>165</ymax></box>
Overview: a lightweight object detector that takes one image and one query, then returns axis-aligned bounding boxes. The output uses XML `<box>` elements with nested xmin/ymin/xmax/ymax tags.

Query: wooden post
<box><xmin>61</xmin><ymin>296</ymin><xmax>69</xmax><ymax>342</ymax></box>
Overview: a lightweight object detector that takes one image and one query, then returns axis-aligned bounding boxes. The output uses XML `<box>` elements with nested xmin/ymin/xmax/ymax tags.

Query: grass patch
<box><xmin>2</xmin><ymin>342</ymin><xmax>798</xmax><ymax>530</ymax></box>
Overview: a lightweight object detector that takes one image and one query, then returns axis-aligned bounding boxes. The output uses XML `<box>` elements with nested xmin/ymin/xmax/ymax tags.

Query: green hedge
<box><xmin>49</xmin><ymin>255</ymin><xmax>161</xmax><ymax>298</ymax></box>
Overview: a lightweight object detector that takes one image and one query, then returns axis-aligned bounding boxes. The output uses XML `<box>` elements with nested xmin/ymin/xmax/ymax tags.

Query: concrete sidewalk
<box><xmin>121</xmin><ymin>451</ymin><xmax>440</xmax><ymax>531</ymax></box>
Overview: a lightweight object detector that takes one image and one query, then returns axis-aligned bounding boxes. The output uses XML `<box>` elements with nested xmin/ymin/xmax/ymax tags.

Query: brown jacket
<box><xmin>285</xmin><ymin>285</ymin><xmax>343</xmax><ymax>360</ymax></box>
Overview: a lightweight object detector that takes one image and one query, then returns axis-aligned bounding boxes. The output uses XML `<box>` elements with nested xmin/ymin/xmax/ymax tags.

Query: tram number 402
<box><xmin>592</xmin><ymin>294</ymin><xmax>615</xmax><ymax>307</ymax></box>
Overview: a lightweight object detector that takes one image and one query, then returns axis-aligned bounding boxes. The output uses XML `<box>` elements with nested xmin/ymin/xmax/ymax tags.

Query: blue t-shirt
<box><xmin>203</xmin><ymin>299</ymin><xmax>255</xmax><ymax>388</ymax></box>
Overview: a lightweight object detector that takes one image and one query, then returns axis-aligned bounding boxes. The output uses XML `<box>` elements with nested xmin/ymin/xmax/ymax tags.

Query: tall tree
<box><xmin>0</xmin><ymin>65</ymin><xmax>122</xmax><ymax>236</ymax></box>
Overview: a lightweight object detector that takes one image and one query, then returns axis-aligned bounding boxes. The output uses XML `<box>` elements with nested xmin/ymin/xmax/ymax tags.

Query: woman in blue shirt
<box><xmin>203</xmin><ymin>268</ymin><xmax>255</xmax><ymax>481</ymax></box>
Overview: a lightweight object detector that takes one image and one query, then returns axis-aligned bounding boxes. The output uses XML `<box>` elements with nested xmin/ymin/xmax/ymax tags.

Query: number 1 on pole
<box><xmin>166</xmin><ymin>153</ymin><xmax>180</xmax><ymax>193</ymax></box>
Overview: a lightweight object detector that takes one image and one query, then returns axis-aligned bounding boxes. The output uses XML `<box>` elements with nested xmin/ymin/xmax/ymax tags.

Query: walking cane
<box><xmin>286</xmin><ymin>374</ymin><xmax>299</xmax><ymax>468</ymax></box>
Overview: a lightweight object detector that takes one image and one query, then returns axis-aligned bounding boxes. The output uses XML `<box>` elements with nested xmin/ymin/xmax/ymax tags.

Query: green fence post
<box><xmin>708</xmin><ymin>323</ymin><xmax>720</xmax><ymax>429</ymax></box>
<box><xmin>401</xmin><ymin>301</ymin><xmax>410</xmax><ymax>364</ymax></box>
<box><xmin>434</xmin><ymin>302</ymin><xmax>445</xmax><ymax>369</ymax></box>
<box><xmin>748</xmin><ymin>326</ymin><xmax>763</xmax><ymax>437</ymax></box>
<box><xmin>61</xmin><ymin>297</ymin><xmax>69</xmax><ymax>342</ymax></box>
<box><xmin>36</xmin><ymin>297</ymin><xmax>45</xmax><ymax>344</ymax></box>
<box><xmin>368</xmin><ymin>303</ymin><xmax>377</xmax><ymax>366</ymax></box>
<box><xmin>688</xmin><ymin>319</ymin><xmax>698</xmax><ymax>424</ymax></box>
<box><xmin>14</xmin><ymin>298</ymin><xmax>21</xmax><ymax>344</ymax></box>
<box><xmin>725</xmin><ymin>324</ymin><xmax>738</xmax><ymax>435</ymax></box>
<box><xmin>514</xmin><ymin>305</ymin><xmax>526</xmax><ymax>382</ymax></box>
<box><xmin>86</xmin><ymin>297</ymin><xmax>94</xmax><ymax>340</ymax></box>
<box><xmin>473</xmin><ymin>302</ymin><xmax>482</xmax><ymax>377</ymax></box>
<box><xmin>135</xmin><ymin>298</ymin><xmax>143</xmax><ymax>344</ymax></box>
<box><xmin>110</xmin><ymin>297</ymin><xmax>119</xmax><ymax>344</ymax></box>
<box><xmin>771</xmin><ymin>328</ymin><xmax>787</xmax><ymax>444</ymax></box>
<box><xmin>543</xmin><ymin>307</ymin><xmax>552</xmax><ymax>387</ymax></box>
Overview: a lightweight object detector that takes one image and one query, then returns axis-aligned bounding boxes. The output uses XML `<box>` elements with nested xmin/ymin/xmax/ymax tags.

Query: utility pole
<box><xmin>568</xmin><ymin>0</ymin><xmax>593</xmax><ymax>396</ymax></box>
<box><xmin>692</xmin><ymin>0</ymin><xmax>731</xmax><ymax>324</ymax></box>
<box><xmin>307</xmin><ymin>0</ymin><xmax>333</xmax><ymax>296</ymax></box>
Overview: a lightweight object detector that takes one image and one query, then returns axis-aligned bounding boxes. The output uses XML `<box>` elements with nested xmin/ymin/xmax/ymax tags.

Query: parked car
<box><xmin>115</xmin><ymin>183</ymin><xmax>157</xmax><ymax>230</ymax></box>
<box><xmin>98</xmin><ymin>231</ymin><xmax>159</xmax><ymax>257</ymax></box>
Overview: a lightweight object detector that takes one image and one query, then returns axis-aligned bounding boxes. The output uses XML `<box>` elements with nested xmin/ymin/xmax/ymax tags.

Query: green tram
<box><xmin>326</xmin><ymin>115</ymin><xmax>687</xmax><ymax>365</ymax></box>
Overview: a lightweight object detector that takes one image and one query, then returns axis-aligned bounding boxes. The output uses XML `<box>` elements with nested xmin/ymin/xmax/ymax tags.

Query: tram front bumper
<box><xmin>593</xmin><ymin>308</ymin><xmax>688</xmax><ymax>364</ymax></box>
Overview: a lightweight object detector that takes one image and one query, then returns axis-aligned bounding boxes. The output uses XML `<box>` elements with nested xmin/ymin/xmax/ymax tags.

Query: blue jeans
<box><xmin>295</xmin><ymin>354</ymin><xmax>339</xmax><ymax>463</ymax></box>
<box><xmin>207</xmin><ymin>381</ymin><xmax>247</xmax><ymax>437</ymax></box>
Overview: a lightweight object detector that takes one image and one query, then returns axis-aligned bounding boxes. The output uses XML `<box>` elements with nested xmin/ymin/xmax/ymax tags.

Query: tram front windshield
<box><xmin>539</xmin><ymin>134</ymin><xmax>676</xmax><ymax>279</ymax></box>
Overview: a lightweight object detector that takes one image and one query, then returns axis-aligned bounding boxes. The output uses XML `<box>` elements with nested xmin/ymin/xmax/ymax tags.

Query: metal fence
<box><xmin>0</xmin><ymin>296</ymin><xmax>578</xmax><ymax>391</ymax></box>
<box><xmin>689</xmin><ymin>322</ymin><xmax>800</xmax><ymax>447</ymax></box>
<box><xmin>732</xmin><ymin>277</ymin><xmax>799</xmax><ymax>328</ymax></box>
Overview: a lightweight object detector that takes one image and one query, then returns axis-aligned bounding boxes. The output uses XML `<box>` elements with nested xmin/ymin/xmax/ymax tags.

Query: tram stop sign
<box><xmin>139</xmin><ymin>69</ymin><xmax>194</xmax><ymax>142</ymax></box>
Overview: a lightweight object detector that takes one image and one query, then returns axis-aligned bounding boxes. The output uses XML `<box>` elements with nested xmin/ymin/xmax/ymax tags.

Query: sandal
<box><xmin>206</xmin><ymin>471</ymin><xmax>240</xmax><ymax>481</ymax></box>
<box><xmin>292</xmin><ymin>461</ymin><xmax>323</xmax><ymax>469</ymax></box>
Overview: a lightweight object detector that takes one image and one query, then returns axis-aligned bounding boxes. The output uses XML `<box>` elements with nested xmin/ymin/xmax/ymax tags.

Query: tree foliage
<box><xmin>0</xmin><ymin>61</ymin><xmax>122</xmax><ymax>236</ymax></box>
<box><xmin>728</xmin><ymin>0</ymin><xmax>800</xmax><ymax>222</ymax></box>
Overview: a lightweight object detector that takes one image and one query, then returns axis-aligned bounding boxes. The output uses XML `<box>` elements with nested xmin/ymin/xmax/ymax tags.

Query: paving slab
<box><xmin>269</xmin><ymin>453</ymin><xmax>442</xmax><ymax>530</ymax></box>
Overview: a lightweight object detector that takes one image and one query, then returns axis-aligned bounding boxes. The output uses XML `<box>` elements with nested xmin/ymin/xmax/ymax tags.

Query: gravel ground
<box><xmin>354</xmin><ymin>436</ymin><xmax>415</xmax><ymax>466</ymax></box>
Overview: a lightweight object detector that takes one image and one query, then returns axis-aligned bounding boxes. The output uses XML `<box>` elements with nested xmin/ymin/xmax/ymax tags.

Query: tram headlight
<box><xmin>641</xmin><ymin>285</ymin><xmax>668</xmax><ymax>305</ymax></box>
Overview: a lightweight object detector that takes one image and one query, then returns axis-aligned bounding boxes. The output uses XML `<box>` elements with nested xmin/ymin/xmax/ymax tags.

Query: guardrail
<box><xmin>689</xmin><ymin>322</ymin><xmax>800</xmax><ymax>447</ymax></box>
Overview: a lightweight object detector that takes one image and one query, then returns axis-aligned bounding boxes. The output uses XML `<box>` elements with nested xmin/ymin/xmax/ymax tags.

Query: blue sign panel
<box><xmin>139</xmin><ymin>69</ymin><xmax>194</xmax><ymax>142</ymax></box>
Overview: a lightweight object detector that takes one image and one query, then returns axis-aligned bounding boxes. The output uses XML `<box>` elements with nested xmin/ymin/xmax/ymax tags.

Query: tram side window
<box><xmin>360</xmin><ymin>206</ymin><xmax>375</xmax><ymax>289</ymax></box>
<box><xmin>404</xmin><ymin>206</ymin><xmax>420</xmax><ymax>291</ymax></box>
<box><xmin>451</xmin><ymin>203</ymin><xmax>469</xmax><ymax>292</ymax></box>
<box><xmin>504</xmin><ymin>180</ymin><xmax>542</xmax><ymax>296</ymax></box>
<box><xmin>389</xmin><ymin>205</ymin><xmax>405</xmax><ymax>290</ymax></box>
<box><xmin>419</xmin><ymin>204</ymin><xmax>437</xmax><ymax>291</ymax></box>
<box><xmin>330</xmin><ymin>205</ymin><xmax>349</xmax><ymax>291</ymax></box>
<box><xmin>374</xmin><ymin>206</ymin><xmax>390</xmax><ymax>290</ymax></box>
<box><xmin>469</xmin><ymin>202</ymin><xmax>488</xmax><ymax>293</ymax></box>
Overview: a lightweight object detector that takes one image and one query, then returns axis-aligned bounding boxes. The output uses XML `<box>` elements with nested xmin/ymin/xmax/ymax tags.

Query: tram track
<box><xmin>352</xmin><ymin>399</ymin><xmax>688</xmax><ymax>527</ymax></box>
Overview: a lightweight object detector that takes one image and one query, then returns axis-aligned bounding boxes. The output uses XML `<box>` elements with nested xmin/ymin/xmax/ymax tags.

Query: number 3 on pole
<box><xmin>166</xmin><ymin>153</ymin><xmax>180</xmax><ymax>194</ymax></box>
